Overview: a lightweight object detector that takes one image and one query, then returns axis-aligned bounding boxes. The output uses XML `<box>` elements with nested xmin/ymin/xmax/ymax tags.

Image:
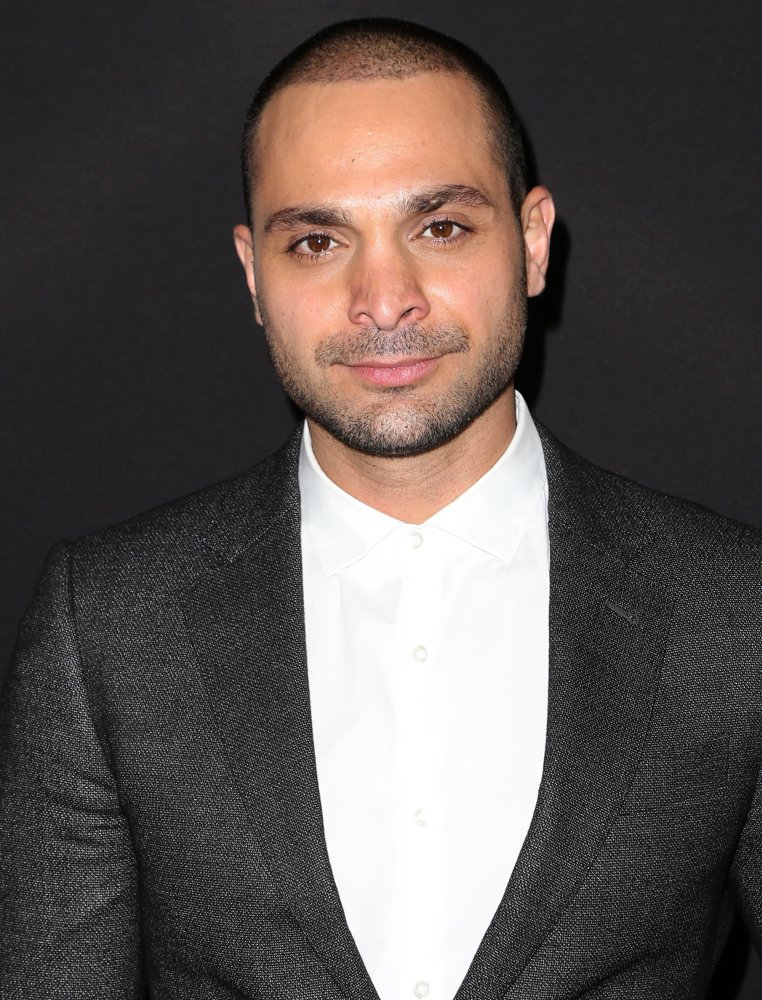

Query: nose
<box><xmin>347</xmin><ymin>244</ymin><xmax>430</xmax><ymax>331</ymax></box>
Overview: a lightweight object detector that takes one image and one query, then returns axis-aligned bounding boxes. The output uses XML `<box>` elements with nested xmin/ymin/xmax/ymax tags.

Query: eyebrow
<box><xmin>263</xmin><ymin>205</ymin><xmax>353</xmax><ymax>234</ymax></box>
<box><xmin>399</xmin><ymin>184</ymin><xmax>494</xmax><ymax>215</ymax></box>
<box><xmin>262</xmin><ymin>184</ymin><xmax>494</xmax><ymax>234</ymax></box>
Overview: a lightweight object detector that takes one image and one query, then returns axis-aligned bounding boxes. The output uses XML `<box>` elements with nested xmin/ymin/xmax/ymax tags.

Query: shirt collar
<box><xmin>299</xmin><ymin>391</ymin><xmax>547</xmax><ymax>576</ymax></box>
<box><xmin>299</xmin><ymin>427</ymin><xmax>401</xmax><ymax>577</ymax></box>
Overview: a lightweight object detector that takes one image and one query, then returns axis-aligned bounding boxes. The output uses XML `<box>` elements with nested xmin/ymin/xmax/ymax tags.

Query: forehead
<box><xmin>251</xmin><ymin>72</ymin><xmax>502</xmax><ymax>218</ymax></box>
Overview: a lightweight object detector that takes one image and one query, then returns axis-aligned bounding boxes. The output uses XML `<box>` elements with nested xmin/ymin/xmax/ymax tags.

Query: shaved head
<box><xmin>240</xmin><ymin>18</ymin><xmax>528</xmax><ymax>227</ymax></box>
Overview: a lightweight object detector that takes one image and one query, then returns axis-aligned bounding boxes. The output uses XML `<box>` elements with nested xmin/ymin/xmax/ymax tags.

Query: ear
<box><xmin>233</xmin><ymin>224</ymin><xmax>263</xmax><ymax>325</ymax></box>
<box><xmin>520</xmin><ymin>186</ymin><xmax>555</xmax><ymax>298</ymax></box>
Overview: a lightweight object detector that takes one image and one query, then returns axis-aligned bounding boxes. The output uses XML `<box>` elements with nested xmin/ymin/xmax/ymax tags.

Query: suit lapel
<box><xmin>456</xmin><ymin>424</ymin><xmax>674</xmax><ymax>999</ymax></box>
<box><xmin>181</xmin><ymin>438</ymin><xmax>378</xmax><ymax>1000</ymax></box>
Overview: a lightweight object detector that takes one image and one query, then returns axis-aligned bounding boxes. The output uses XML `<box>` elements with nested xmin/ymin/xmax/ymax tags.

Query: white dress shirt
<box><xmin>299</xmin><ymin>392</ymin><xmax>549</xmax><ymax>1000</ymax></box>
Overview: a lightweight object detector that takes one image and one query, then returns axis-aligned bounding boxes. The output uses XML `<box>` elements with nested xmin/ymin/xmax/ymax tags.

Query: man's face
<box><xmin>235</xmin><ymin>71</ymin><xmax>550</xmax><ymax>458</ymax></box>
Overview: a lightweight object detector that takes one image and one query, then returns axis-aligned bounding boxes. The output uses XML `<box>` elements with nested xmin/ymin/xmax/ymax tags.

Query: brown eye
<box><xmin>429</xmin><ymin>220</ymin><xmax>455</xmax><ymax>239</ymax></box>
<box><xmin>305</xmin><ymin>233</ymin><xmax>332</xmax><ymax>253</ymax></box>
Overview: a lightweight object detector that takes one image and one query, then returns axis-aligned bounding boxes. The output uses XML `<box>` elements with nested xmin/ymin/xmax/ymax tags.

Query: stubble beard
<box><xmin>257</xmin><ymin>274</ymin><xmax>527</xmax><ymax>459</ymax></box>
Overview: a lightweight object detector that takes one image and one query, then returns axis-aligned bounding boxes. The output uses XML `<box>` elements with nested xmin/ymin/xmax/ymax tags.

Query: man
<box><xmin>1</xmin><ymin>17</ymin><xmax>760</xmax><ymax>1000</ymax></box>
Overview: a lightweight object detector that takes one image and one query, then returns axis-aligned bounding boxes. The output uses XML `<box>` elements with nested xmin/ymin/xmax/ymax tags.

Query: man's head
<box><xmin>234</xmin><ymin>19</ymin><xmax>554</xmax><ymax>460</ymax></box>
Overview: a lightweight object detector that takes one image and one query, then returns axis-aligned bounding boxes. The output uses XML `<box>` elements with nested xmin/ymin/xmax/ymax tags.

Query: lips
<box><xmin>345</xmin><ymin>356</ymin><xmax>441</xmax><ymax>387</ymax></box>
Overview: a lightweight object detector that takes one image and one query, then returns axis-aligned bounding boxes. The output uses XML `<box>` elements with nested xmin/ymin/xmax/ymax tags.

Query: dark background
<box><xmin>1</xmin><ymin>0</ymin><xmax>760</xmax><ymax>993</ymax></box>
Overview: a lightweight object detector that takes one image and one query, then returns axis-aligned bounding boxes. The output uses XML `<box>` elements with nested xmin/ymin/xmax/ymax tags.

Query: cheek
<box><xmin>428</xmin><ymin>273</ymin><xmax>500</xmax><ymax>330</ymax></box>
<box><xmin>263</xmin><ymin>267</ymin><xmax>344</xmax><ymax>333</ymax></box>
<box><xmin>426</xmin><ymin>243</ymin><xmax>519</xmax><ymax>326</ymax></box>
<box><xmin>260</xmin><ymin>291</ymin><xmax>337</xmax><ymax>367</ymax></box>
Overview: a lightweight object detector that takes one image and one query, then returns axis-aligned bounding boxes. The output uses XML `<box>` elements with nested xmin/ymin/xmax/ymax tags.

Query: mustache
<box><xmin>315</xmin><ymin>324</ymin><xmax>470</xmax><ymax>367</ymax></box>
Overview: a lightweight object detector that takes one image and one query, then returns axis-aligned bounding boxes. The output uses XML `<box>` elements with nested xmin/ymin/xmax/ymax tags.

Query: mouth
<box><xmin>343</xmin><ymin>356</ymin><xmax>442</xmax><ymax>387</ymax></box>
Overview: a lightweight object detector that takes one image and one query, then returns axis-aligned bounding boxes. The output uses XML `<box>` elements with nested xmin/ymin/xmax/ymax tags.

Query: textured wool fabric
<box><xmin>1</xmin><ymin>423</ymin><xmax>761</xmax><ymax>999</ymax></box>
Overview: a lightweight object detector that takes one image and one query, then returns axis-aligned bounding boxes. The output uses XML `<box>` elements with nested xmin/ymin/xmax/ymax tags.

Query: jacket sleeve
<box><xmin>0</xmin><ymin>543</ymin><xmax>145</xmax><ymax>998</ymax></box>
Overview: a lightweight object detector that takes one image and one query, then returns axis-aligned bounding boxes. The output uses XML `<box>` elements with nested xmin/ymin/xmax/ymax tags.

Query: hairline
<box><xmin>245</xmin><ymin>68</ymin><xmax>513</xmax><ymax>225</ymax></box>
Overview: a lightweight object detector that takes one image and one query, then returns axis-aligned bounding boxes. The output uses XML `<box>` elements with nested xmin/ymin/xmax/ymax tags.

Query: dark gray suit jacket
<box><xmin>1</xmin><ymin>424</ymin><xmax>761</xmax><ymax>999</ymax></box>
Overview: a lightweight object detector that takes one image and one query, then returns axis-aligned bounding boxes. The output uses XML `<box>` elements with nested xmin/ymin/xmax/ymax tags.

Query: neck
<box><xmin>307</xmin><ymin>389</ymin><xmax>517</xmax><ymax>523</ymax></box>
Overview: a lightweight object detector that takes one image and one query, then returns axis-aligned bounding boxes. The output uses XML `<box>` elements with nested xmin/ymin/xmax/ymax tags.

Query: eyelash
<box><xmin>286</xmin><ymin>217</ymin><xmax>470</xmax><ymax>261</ymax></box>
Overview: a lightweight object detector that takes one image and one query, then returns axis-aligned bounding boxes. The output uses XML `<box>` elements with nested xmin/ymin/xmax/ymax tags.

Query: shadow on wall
<box><xmin>514</xmin><ymin>120</ymin><xmax>568</xmax><ymax>409</ymax></box>
<box><xmin>518</xmin><ymin>216</ymin><xmax>570</xmax><ymax>410</ymax></box>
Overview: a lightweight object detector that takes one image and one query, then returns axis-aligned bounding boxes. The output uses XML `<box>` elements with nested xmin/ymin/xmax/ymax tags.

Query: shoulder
<box><xmin>61</xmin><ymin>429</ymin><xmax>302</xmax><ymax>602</ymax></box>
<box><xmin>536</xmin><ymin>421</ymin><xmax>762</xmax><ymax>588</ymax></box>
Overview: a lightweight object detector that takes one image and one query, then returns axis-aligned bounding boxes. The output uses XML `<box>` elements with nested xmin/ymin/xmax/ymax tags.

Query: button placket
<box><xmin>395</xmin><ymin>527</ymin><xmax>443</xmax><ymax>1000</ymax></box>
<box><xmin>400</xmin><ymin>527</ymin><xmax>433</xmax><ymax>674</ymax></box>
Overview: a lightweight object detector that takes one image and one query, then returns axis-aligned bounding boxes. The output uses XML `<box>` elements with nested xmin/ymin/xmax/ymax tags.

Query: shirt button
<box><xmin>409</xmin><ymin>531</ymin><xmax>424</xmax><ymax>549</ymax></box>
<box><xmin>413</xmin><ymin>982</ymin><xmax>430</xmax><ymax>999</ymax></box>
<box><xmin>412</xmin><ymin>644</ymin><xmax>428</xmax><ymax>663</ymax></box>
<box><xmin>413</xmin><ymin>808</ymin><xmax>427</xmax><ymax>826</ymax></box>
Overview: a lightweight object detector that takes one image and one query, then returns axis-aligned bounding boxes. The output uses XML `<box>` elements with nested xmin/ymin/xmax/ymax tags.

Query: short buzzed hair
<box><xmin>240</xmin><ymin>18</ymin><xmax>528</xmax><ymax>228</ymax></box>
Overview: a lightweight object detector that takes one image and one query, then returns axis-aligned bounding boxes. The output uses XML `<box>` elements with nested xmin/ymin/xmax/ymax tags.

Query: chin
<box><xmin>309</xmin><ymin>399</ymin><xmax>493</xmax><ymax>459</ymax></box>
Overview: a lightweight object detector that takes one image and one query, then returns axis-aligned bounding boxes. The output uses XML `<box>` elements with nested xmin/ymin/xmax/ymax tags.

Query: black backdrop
<box><xmin>1</xmin><ymin>0</ymin><xmax>760</xmax><ymax>993</ymax></box>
